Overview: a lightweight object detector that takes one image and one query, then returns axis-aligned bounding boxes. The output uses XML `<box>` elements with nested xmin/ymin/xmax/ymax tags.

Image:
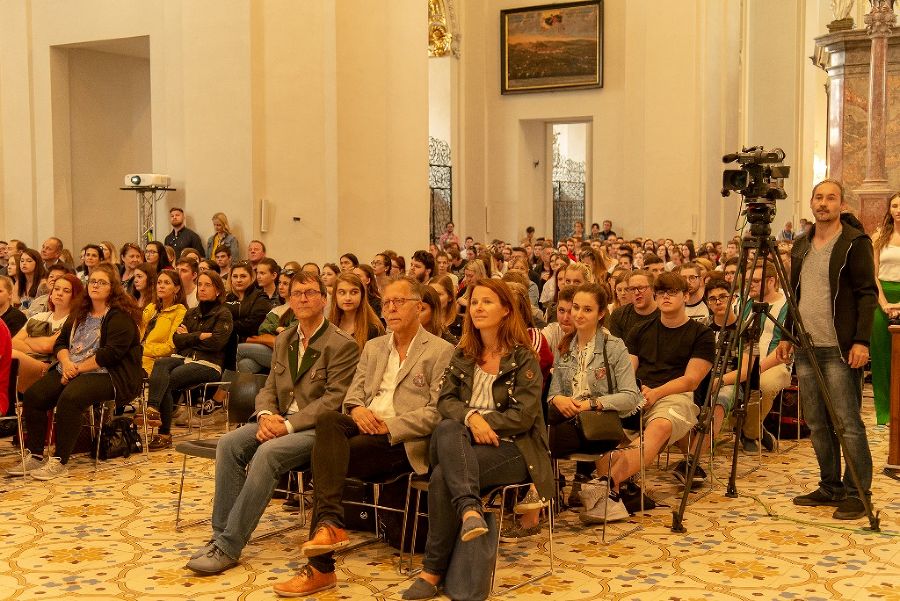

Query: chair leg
<box><xmin>397</xmin><ymin>474</ymin><xmax>414</xmax><ymax>574</ymax></box>
<box><xmin>408</xmin><ymin>488</ymin><xmax>424</xmax><ymax>575</ymax></box>
<box><xmin>93</xmin><ymin>403</ymin><xmax>106</xmax><ymax>472</ymax></box>
<box><xmin>175</xmin><ymin>454</ymin><xmax>189</xmax><ymax>530</ymax></box>
<box><xmin>16</xmin><ymin>401</ymin><xmax>27</xmax><ymax>479</ymax></box>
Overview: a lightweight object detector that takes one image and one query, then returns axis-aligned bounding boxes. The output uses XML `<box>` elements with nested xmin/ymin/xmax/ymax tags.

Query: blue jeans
<box><xmin>147</xmin><ymin>357</ymin><xmax>220</xmax><ymax>434</ymax></box>
<box><xmin>423</xmin><ymin>419</ymin><xmax>528</xmax><ymax>576</ymax></box>
<box><xmin>795</xmin><ymin>346</ymin><xmax>872</xmax><ymax>500</ymax></box>
<box><xmin>211</xmin><ymin>422</ymin><xmax>316</xmax><ymax>560</ymax></box>
<box><xmin>236</xmin><ymin>343</ymin><xmax>273</xmax><ymax>373</ymax></box>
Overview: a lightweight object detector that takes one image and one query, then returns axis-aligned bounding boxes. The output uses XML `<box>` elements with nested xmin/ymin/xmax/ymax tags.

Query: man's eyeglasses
<box><xmin>626</xmin><ymin>285</ymin><xmax>650</xmax><ymax>294</ymax></box>
<box><xmin>290</xmin><ymin>289</ymin><xmax>322</xmax><ymax>300</ymax></box>
<box><xmin>382</xmin><ymin>297</ymin><xmax>419</xmax><ymax>309</ymax></box>
<box><xmin>684</xmin><ymin>275</ymin><xmax>702</xmax><ymax>281</ymax></box>
<box><xmin>706</xmin><ymin>294</ymin><xmax>731</xmax><ymax>304</ymax></box>
<box><xmin>654</xmin><ymin>289</ymin><xmax>683</xmax><ymax>298</ymax></box>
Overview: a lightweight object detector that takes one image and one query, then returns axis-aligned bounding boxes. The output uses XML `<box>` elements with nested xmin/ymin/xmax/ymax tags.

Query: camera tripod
<box><xmin>670</xmin><ymin>206</ymin><xmax>881</xmax><ymax>533</ymax></box>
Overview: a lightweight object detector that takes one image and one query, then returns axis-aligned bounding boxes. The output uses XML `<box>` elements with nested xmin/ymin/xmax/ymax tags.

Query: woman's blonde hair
<box><xmin>212</xmin><ymin>212</ymin><xmax>231</xmax><ymax>235</ymax></box>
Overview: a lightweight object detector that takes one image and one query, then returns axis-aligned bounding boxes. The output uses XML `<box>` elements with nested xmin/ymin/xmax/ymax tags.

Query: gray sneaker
<box><xmin>185</xmin><ymin>545</ymin><xmax>238</xmax><ymax>575</ymax></box>
<box><xmin>6</xmin><ymin>451</ymin><xmax>46</xmax><ymax>476</ymax></box>
<box><xmin>499</xmin><ymin>522</ymin><xmax>542</xmax><ymax>543</ymax></box>
<box><xmin>578</xmin><ymin>478</ymin><xmax>609</xmax><ymax>513</ymax></box>
<box><xmin>580</xmin><ymin>493</ymin><xmax>629</xmax><ymax>524</ymax></box>
<box><xmin>173</xmin><ymin>406</ymin><xmax>191</xmax><ymax>427</ymax></box>
<box><xmin>30</xmin><ymin>457</ymin><xmax>69</xmax><ymax>481</ymax></box>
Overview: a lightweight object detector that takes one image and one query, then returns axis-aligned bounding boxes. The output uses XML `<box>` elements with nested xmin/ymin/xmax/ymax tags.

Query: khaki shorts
<box><xmin>624</xmin><ymin>392</ymin><xmax>699</xmax><ymax>446</ymax></box>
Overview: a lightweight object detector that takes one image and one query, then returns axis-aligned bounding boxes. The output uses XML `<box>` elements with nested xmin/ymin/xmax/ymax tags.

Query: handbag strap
<box><xmin>601</xmin><ymin>333</ymin><xmax>615</xmax><ymax>395</ymax></box>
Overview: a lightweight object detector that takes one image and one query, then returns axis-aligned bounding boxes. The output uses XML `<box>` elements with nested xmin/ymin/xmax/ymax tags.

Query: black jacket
<box><xmin>437</xmin><ymin>345</ymin><xmax>554</xmax><ymax>502</ymax></box>
<box><xmin>225</xmin><ymin>289</ymin><xmax>270</xmax><ymax>342</ymax></box>
<box><xmin>54</xmin><ymin>308</ymin><xmax>143</xmax><ymax>403</ymax></box>
<box><xmin>173</xmin><ymin>302</ymin><xmax>233</xmax><ymax>366</ymax></box>
<box><xmin>785</xmin><ymin>215</ymin><xmax>878</xmax><ymax>358</ymax></box>
<box><xmin>164</xmin><ymin>227</ymin><xmax>205</xmax><ymax>258</ymax></box>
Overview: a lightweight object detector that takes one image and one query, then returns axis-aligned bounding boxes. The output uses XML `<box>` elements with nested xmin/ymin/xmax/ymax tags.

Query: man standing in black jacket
<box><xmin>164</xmin><ymin>207</ymin><xmax>206</xmax><ymax>258</ymax></box>
<box><xmin>777</xmin><ymin>179</ymin><xmax>878</xmax><ymax>521</ymax></box>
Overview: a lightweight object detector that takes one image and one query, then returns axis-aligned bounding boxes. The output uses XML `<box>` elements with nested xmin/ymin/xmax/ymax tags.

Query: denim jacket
<box><xmin>548</xmin><ymin>331</ymin><xmax>642</xmax><ymax>418</ymax></box>
<box><xmin>437</xmin><ymin>345</ymin><xmax>554</xmax><ymax>502</ymax></box>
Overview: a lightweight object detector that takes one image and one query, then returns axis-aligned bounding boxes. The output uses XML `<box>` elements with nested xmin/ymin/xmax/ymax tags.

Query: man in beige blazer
<box><xmin>186</xmin><ymin>272</ymin><xmax>360</xmax><ymax>575</ymax></box>
<box><xmin>274</xmin><ymin>277</ymin><xmax>454</xmax><ymax>597</ymax></box>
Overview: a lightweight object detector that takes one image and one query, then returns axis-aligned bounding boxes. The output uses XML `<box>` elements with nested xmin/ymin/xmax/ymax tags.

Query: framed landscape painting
<box><xmin>501</xmin><ymin>0</ymin><xmax>603</xmax><ymax>94</ymax></box>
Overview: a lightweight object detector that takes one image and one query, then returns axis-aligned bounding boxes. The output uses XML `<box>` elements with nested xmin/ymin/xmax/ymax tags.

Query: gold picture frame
<box><xmin>501</xmin><ymin>0</ymin><xmax>603</xmax><ymax>94</ymax></box>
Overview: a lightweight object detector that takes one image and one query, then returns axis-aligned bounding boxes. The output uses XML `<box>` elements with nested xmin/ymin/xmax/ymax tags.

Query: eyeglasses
<box><xmin>626</xmin><ymin>285</ymin><xmax>650</xmax><ymax>294</ymax></box>
<box><xmin>371</xmin><ymin>260</ymin><xmax>384</xmax><ymax>266</ymax></box>
<box><xmin>707</xmin><ymin>294</ymin><xmax>731</xmax><ymax>304</ymax></box>
<box><xmin>654</xmin><ymin>289</ymin><xmax>683</xmax><ymax>298</ymax></box>
<box><xmin>290</xmin><ymin>289</ymin><xmax>322</xmax><ymax>300</ymax></box>
<box><xmin>685</xmin><ymin>275</ymin><xmax>702</xmax><ymax>281</ymax></box>
<box><xmin>88</xmin><ymin>279</ymin><xmax>111</xmax><ymax>287</ymax></box>
<box><xmin>382</xmin><ymin>297</ymin><xmax>419</xmax><ymax>309</ymax></box>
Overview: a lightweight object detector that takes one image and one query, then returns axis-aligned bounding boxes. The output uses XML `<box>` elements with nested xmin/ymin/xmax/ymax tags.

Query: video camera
<box><xmin>721</xmin><ymin>146</ymin><xmax>790</xmax><ymax>201</ymax></box>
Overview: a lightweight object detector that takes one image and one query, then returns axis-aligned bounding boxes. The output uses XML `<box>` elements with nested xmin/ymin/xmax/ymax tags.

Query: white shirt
<box><xmin>185</xmin><ymin>288</ymin><xmax>198</xmax><ymax>309</ymax></box>
<box><xmin>879</xmin><ymin>244</ymin><xmax>900</xmax><ymax>281</ymax></box>
<box><xmin>366</xmin><ymin>331</ymin><xmax>420</xmax><ymax>420</ymax></box>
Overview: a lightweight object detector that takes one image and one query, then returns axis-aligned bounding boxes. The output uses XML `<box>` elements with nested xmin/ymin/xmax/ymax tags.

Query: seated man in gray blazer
<box><xmin>186</xmin><ymin>272</ymin><xmax>360</xmax><ymax>575</ymax></box>
<box><xmin>273</xmin><ymin>277</ymin><xmax>454</xmax><ymax>597</ymax></box>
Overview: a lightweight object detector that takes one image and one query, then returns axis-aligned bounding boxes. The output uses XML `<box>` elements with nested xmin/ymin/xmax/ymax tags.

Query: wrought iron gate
<box><xmin>429</xmin><ymin>136</ymin><xmax>452</xmax><ymax>245</ymax></box>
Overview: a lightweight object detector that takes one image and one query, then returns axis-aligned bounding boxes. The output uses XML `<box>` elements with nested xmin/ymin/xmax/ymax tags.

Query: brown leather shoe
<box><xmin>301</xmin><ymin>523</ymin><xmax>350</xmax><ymax>556</ymax></box>
<box><xmin>273</xmin><ymin>564</ymin><xmax>336</xmax><ymax>597</ymax></box>
<box><xmin>134</xmin><ymin>406</ymin><xmax>161</xmax><ymax>428</ymax></box>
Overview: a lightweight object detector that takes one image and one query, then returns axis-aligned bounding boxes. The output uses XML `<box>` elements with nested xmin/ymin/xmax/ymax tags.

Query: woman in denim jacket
<box><xmin>547</xmin><ymin>283</ymin><xmax>641</xmax><ymax>520</ymax></box>
<box><xmin>403</xmin><ymin>279</ymin><xmax>552</xmax><ymax>601</ymax></box>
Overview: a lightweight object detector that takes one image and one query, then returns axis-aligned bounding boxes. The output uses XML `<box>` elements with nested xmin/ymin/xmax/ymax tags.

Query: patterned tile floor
<box><xmin>1</xmin><ymin>397</ymin><xmax>899</xmax><ymax>601</ymax></box>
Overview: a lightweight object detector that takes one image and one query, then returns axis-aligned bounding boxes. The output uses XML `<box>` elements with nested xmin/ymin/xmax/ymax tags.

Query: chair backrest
<box><xmin>227</xmin><ymin>372</ymin><xmax>267</xmax><ymax>425</ymax></box>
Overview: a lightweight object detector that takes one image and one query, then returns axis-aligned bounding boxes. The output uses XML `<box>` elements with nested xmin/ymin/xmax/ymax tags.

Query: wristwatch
<box><xmin>589</xmin><ymin>397</ymin><xmax>599</xmax><ymax>410</ymax></box>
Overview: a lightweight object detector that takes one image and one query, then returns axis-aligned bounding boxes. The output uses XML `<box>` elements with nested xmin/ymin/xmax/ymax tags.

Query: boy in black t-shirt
<box><xmin>591</xmin><ymin>273</ymin><xmax>714</xmax><ymax>522</ymax></box>
<box><xmin>673</xmin><ymin>277</ymin><xmax>738</xmax><ymax>485</ymax></box>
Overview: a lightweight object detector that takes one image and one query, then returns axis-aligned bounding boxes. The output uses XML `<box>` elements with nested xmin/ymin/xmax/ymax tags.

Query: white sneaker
<box><xmin>6</xmin><ymin>451</ymin><xmax>45</xmax><ymax>476</ymax></box>
<box><xmin>30</xmin><ymin>457</ymin><xmax>69</xmax><ymax>481</ymax></box>
<box><xmin>579</xmin><ymin>493</ymin><xmax>630</xmax><ymax>524</ymax></box>
<box><xmin>578</xmin><ymin>478</ymin><xmax>609</xmax><ymax>513</ymax></box>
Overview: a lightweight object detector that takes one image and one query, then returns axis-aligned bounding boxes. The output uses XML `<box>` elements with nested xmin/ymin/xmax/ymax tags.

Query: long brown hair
<box><xmin>48</xmin><ymin>274</ymin><xmax>84</xmax><ymax>313</ymax></box>
<box><xmin>874</xmin><ymin>192</ymin><xmax>900</xmax><ymax>253</ymax></box>
<box><xmin>560</xmin><ymin>283</ymin><xmax>609</xmax><ymax>355</ymax></box>
<box><xmin>16</xmin><ymin>248</ymin><xmax>46</xmax><ymax>299</ymax></box>
<box><xmin>133</xmin><ymin>262</ymin><xmax>157</xmax><ymax>307</ymax></box>
<box><xmin>154</xmin><ymin>268</ymin><xmax>187</xmax><ymax>308</ymax></box>
<box><xmin>420</xmin><ymin>287</ymin><xmax>445</xmax><ymax>337</ymax></box>
<box><xmin>457</xmin><ymin>279</ymin><xmax>533</xmax><ymax>363</ymax></box>
<box><xmin>329</xmin><ymin>272</ymin><xmax>384</xmax><ymax>350</ymax></box>
<box><xmin>430</xmin><ymin>275</ymin><xmax>458</xmax><ymax>326</ymax></box>
<box><xmin>71</xmin><ymin>263</ymin><xmax>143</xmax><ymax>329</ymax></box>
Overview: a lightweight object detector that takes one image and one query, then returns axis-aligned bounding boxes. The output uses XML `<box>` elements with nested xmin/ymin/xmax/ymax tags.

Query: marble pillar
<box><xmin>815</xmin><ymin>19</ymin><xmax>900</xmax><ymax>232</ymax></box>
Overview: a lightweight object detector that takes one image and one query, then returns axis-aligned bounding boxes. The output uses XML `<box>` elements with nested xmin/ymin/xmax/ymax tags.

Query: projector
<box><xmin>124</xmin><ymin>174</ymin><xmax>171</xmax><ymax>188</ymax></box>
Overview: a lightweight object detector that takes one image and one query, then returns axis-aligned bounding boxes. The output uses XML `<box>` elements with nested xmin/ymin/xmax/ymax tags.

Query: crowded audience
<box><xmin>3</xmin><ymin>186</ymin><xmax>887</xmax><ymax>598</ymax></box>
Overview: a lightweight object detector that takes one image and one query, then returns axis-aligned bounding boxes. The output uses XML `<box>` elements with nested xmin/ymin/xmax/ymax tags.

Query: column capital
<box><xmin>865</xmin><ymin>0</ymin><xmax>896</xmax><ymax>37</ymax></box>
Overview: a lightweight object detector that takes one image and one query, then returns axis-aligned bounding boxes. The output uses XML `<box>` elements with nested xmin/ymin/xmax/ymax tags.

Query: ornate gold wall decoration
<box><xmin>428</xmin><ymin>0</ymin><xmax>458</xmax><ymax>57</ymax></box>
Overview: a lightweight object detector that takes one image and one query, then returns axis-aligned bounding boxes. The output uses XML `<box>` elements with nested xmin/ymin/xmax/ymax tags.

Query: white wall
<box><xmin>67</xmin><ymin>48</ymin><xmax>151</xmax><ymax>249</ymax></box>
<box><xmin>0</xmin><ymin>0</ymin><xmax>428</xmax><ymax>265</ymax></box>
<box><xmin>456</xmin><ymin>0</ymin><xmax>744</xmax><ymax>245</ymax></box>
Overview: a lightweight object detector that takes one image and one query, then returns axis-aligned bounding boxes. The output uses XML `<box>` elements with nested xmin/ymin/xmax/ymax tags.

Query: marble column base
<box><xmin>855</xmin><ymin>181</ymin><xmax>893</xmax><ymax>233</ymax></box>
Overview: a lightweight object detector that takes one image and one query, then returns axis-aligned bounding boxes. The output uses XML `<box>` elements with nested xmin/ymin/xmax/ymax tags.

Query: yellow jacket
<box><xmin>141</xmin><ymin>302</ymin><xmax>187</xmax><ymax>374</ymax></box>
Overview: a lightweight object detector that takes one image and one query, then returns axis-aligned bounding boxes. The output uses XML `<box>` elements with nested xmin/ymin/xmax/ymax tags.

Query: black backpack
<box><xmin>91</xmin><ymin>416</ymin><xmax>143</xmax><ymax>460</ymax></box>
